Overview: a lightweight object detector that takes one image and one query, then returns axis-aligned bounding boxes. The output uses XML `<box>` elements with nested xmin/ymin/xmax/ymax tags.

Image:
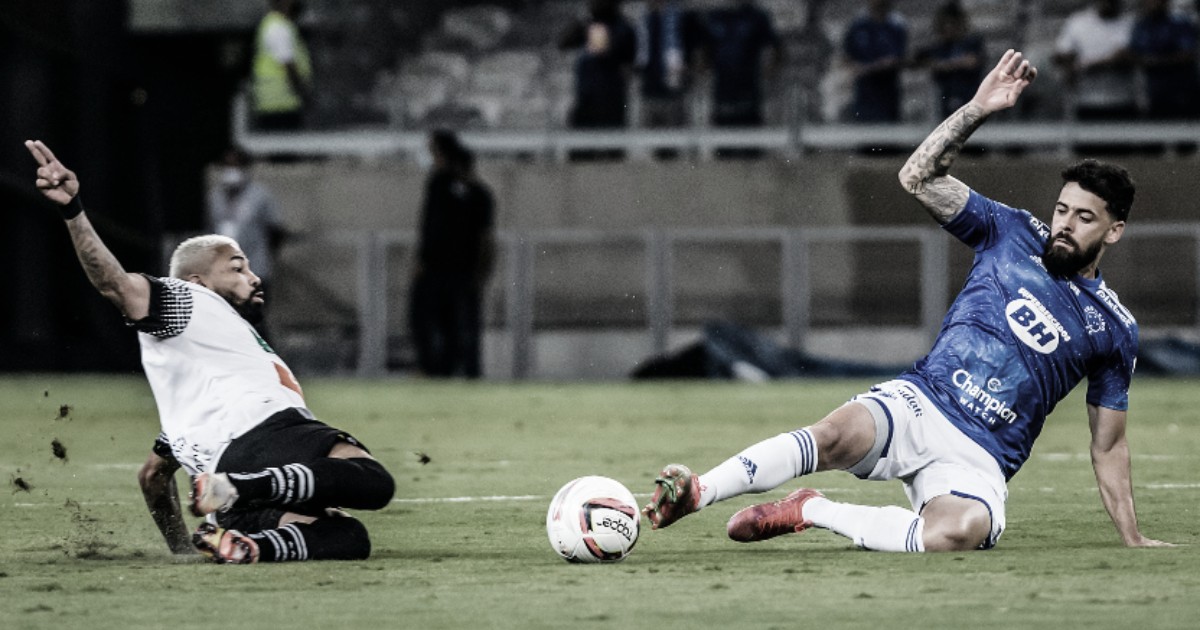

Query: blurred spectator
<box><xmin>1053</xmin><ymin>0</ymin><xmax>1137</xmax><ymax>121</ymax></box>
<box><xmin>1131</xmin><ymin>0</ymin><xmax>1200</xmax><ymax>119</ymax></box>
<box><xmin>410</xmin><ymin>131</ymin><xmax>496</xmax><ymax>379</ymax></box>
<box><xmin>252</xmin><ymin>0</ymin><xmax>312</xmax><ymax>131</ymax></box>
<box><xmin>703</xmin><ymin>0</ymin><xmax>783</xmax><ymax>128</ymax></box>
<box><xmin>915</xmin><ymin>2</ymin><xmax>985</xmax><ymax>118</ymax></box>
<box><xmin>843</xmin><ymin>0</ymin><xmax>908</xmax><ymax>122</ymax></box>
<box><xmin>206</xmin><ymin>147</ymin><xmax>286</xmax><ymax>339</ymax></box>
<box><xmin>559</xmin><ymin>0</ymin><xmax>638</xmax><ymax>129</ymax></box>
<box><xmin>636</xmin><ymin>0</ymin><xmax>704</xmax><ymax>129</ymax></box>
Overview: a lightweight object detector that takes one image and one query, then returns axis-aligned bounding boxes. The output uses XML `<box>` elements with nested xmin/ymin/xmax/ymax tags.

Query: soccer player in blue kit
<box><xmin>642</xmin><ymin>50</ymin><xmax>1171</xmax><ymax>551</ymax></box>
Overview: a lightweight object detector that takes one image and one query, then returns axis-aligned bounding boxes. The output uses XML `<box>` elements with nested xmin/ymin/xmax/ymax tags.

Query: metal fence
<box><xmin>323</xmin><ymin>222</ymin><xmax>1200</xmax><ymax>378</ymax></box>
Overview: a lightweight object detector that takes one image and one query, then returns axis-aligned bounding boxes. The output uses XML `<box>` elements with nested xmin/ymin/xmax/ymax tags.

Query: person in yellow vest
<box><xmin>253</xmin><ymin>0</ymin><xmax>312</xmax><ymax>131</ymax></box>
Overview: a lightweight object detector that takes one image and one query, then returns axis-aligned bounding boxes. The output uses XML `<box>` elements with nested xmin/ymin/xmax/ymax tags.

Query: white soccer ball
<box><xmin>546</xmin><ymin>475</ymin><xmax>640</xmax><ymax>563</ymax></box>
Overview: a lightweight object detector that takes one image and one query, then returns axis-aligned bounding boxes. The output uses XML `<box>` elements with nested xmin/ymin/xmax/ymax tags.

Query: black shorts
<box><xmin>214</xmin><ymin>408</ymin><xmax>368</xmax><ymax>532</ymax></box>
<box><xmin>215</xmin><ymin>407</ymin><xmax>367</xmax><ymax>474</ymax></box>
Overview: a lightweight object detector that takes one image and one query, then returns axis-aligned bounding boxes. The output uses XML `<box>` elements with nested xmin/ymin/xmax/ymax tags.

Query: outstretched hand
<box><xmin>970</xmin><ymin>49</ymin><xmax>1037</xmax><ymax>115</ymax></box>
<box><xmin>25</xmin><ymin>140</ymin><xmax>79</xmax><ymax>206</ymax></box>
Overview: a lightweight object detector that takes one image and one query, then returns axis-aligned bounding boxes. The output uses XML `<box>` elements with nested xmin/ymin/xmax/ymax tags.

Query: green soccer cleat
<box><xmin>642</xmin><ymin>464</ymin><xmax>701</xmax><ymax>530</ymax></box>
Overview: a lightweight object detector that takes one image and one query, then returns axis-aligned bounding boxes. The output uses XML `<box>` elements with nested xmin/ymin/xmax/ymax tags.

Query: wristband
<box><xmin>60</xmin><ymin>195</ymin><xmax>84</xmax><ymax>221</ymax></box>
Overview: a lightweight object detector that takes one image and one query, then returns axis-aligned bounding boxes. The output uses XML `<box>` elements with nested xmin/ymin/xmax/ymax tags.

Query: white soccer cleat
<box><xmin>189</xmin><ymin>472</ymin><xmax>239</xmax><ymax>516</ymax></box>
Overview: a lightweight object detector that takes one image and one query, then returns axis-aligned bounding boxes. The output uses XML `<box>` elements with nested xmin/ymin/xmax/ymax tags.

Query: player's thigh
<box><xmin>907</xmin><ymin>462</ymin><xmax>1007</xmax><ymax>550</ymax></box>
<box><xmin>807</xmin><ymin>402</ymin><xmax>878</xmax><ymax>471</ymax></box>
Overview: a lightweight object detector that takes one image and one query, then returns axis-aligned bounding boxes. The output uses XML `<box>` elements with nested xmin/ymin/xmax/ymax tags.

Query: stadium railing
<box><xmin>334</xmin><ymin>222</ymin><xmax>1200</xmax><ymax>377</ymax></box>
<box><xmin>231</xmin><ymin>94</ymin><xmax>1200</xmax><ymax>161</ymax></box>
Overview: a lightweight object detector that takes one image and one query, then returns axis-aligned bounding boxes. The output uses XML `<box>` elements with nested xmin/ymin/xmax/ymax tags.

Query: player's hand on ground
<box><xmin>970</xmin><ymin>49</ymin><xmax>1037</xmax><ymax>115</ymax></box>
<box><xmin>25</xmin><ymin>139</ymin><xmax>79</xmax><ymax>206</ymax></box>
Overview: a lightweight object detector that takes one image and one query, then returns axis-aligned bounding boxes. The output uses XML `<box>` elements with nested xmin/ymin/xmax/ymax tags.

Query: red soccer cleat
<box><xmin>726</xmin><ymin>488</ymin><xmax>824</xmax><ymax>542</ymax></box>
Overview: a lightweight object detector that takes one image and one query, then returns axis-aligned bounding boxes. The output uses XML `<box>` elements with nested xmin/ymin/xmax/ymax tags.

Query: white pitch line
<box><xmin>9</xmin><ymin>484</ymin><xmax>1197</xmax><ymax>510</ymax></box>
<box><xmin>12</xmin><ymin>501</ymin><xmax>130</xmax><ymax>508</ymax></box>
<box><xmin>391</xmin><ymin>492</ymin><xmax>653</xmax><ymax>505</ymax></box>
<box><xmin>392</xmin><ymin>494</ymin><xmax>545</xmax><ymax>504</ymax></box>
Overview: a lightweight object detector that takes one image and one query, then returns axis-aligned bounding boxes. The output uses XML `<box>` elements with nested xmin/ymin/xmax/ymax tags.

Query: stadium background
<box><xmin>2</xmin><ymin>0</ymin><xmax>1198</xmax><ymax>379</ymax></box>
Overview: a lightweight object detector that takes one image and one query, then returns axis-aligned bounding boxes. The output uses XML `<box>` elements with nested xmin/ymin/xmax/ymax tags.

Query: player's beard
<box><xmin>223</xmin><ymin>286</ymin><xmax>267</xmax><ymax>321</ymax></box>
<box><xmin>1042</xmin><ymin>233</ymin><xmax>1103</xmax><ymax>278</ymax></box>
<box><xmin>235</xmin><ymin>298</ymin><xmax>265</xmax><ymax>324</ymax></box>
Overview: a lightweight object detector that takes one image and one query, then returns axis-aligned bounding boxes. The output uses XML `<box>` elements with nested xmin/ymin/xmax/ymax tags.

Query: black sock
<box><xmin>248</xmin><ymin>516</ymin><xmax>371</xmax><ymax>562</ymax></box>
<box><xmin>228</xmin><ymin>457</ymin><xmax>395</xmax><ymax>510</ymax></box>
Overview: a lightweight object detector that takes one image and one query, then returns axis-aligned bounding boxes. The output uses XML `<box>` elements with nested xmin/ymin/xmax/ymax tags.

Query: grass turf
<box><xmin>1</xmin><ymin>375</ymin><xmax>1197</xmax><ymax>629</ymax></box>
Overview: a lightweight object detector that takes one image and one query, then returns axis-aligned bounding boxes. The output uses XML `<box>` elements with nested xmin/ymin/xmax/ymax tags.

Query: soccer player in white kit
<box><xmin>26</xmin><ymin>140</ymin><xmax>395</xmax><ymax>563</ymax></box>
<box><xmin>642</xmin><ymin>50</ymin><xmax>1171</xmax><ymax>551</ymax></box>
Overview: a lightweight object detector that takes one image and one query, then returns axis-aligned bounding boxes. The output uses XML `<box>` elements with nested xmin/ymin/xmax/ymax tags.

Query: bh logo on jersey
<box><xmin>1006</xmin><ymin>299</ymin><xmax>1060</xmax><ymax>353</ymax></box>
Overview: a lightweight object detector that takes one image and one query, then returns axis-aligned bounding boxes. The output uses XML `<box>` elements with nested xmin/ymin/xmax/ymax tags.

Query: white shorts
<box><xmin>847</xmin><ymin>379</ymin><xmax>1008</xmax><ymax>549</ymax></box>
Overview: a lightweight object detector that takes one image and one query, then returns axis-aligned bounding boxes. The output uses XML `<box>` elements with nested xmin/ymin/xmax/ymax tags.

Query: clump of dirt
<box><xmin>56</xmin><ymin>404</ymin><xmax>72</xmax><ymax>420</ymax></box>
<box><xmin>51</xmin><ymin>439</ymin><xmax>68</xmax><ymax>462</ymax></box>
<box><xmin>11</xmin><ymin>471</ymin><xmax>32</xmax><ymax>492</ymax></box>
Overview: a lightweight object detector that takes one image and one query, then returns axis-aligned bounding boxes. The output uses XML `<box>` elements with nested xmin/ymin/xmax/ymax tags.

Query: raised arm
<box><xmin>25</xmin><ymin>140</ymin><xmax>150</xmax><ymax>320</ymax></box>
<box><xmin>898</xmin><ymin>49</ymin><xmax>1037</xmax><ymax>224</ymax></box>
<box><xmin>1088</xmin><ymin>404</ymin><xmax>1171</xmax><ymax>548</ymax></box>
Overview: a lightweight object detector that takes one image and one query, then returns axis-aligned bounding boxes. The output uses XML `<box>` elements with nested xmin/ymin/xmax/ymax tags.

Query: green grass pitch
<box><xmin>1</xmin><ymin>375</ymin><xmax>1198</xmax><ymax>629</ymax></box>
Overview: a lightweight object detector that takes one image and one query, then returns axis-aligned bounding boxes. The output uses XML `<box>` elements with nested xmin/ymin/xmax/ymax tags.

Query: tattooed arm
<box><xmin>898</xmin><ymin>50</ymin><xmax>1038</xmax><ymax>225</ymax></box>
<box><xmin>25</xmin><ymin>140</ymin><xmax>149</xmax><ymax>320</ymax></box>
<box><xmin>138</xmin><ymin>451</ymin><xmax>195</xmax><ymax>554</ymax></box>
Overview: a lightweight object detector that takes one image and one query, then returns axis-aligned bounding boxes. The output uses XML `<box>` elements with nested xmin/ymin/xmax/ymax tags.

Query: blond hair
<box><xmin>169</xmin><ymin>234</ymin><xmax>238</xmax><ymax>279</ymax></box>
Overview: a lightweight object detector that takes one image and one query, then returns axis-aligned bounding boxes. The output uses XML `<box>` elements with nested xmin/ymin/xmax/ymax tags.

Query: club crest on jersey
<box><xmin>1084</xmin><ymin>305</ymin><xmax>1106</xmax><ymax>335</ymax></box>
<box><xmin>1005</xmin><ymin>288</ymin><xmax>1069</xmax><ymax>353</ymax></box>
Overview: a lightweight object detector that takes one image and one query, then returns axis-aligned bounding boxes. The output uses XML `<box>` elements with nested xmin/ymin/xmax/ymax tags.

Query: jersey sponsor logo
<box><xmin>895</xmin><ymin>385</ymin><xmax>924</xmax><ymax>417</ymax></box>
<box><xmin>1006</xmin><ymin>288</ymin><xmax>1069</xmax><ymax>353</ymax></box>
<box><xmin>1028</xmin><ymin>215</ymin><xmax>1050</xmax><ymax>239</ymax></box>
<box><xmin>1095</xmin><ymin>283</ymin><xmax>1135</xmax><ymax>328</ymax></box>
<box><xmin>952</xmin><ymin>369</ymin><xmax>1019</xmax><ymax>425</ymax></box>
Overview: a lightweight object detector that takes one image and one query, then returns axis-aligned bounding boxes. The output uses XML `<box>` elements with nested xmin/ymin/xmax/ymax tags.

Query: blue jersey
<box><xmin>900</xmin><ymin>190</ymin><xmax>1138</xmax><ymax>479</ymax></box>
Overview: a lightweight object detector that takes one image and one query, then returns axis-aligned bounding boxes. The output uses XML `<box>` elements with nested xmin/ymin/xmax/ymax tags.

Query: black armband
<box><xmin>60</xmin><ymin>195</ymin><xmax>84</xmax><ymax>221</ymax></box>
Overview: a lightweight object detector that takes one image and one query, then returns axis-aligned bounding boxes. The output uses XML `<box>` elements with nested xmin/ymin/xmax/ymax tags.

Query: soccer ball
<box><xmin>546</xmin><ymin>476</ymin><xmax>640</xmax><ymax>563</ymax></box>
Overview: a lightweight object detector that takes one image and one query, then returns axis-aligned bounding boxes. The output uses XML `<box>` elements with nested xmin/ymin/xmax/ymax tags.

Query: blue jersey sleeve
<box><xmin>941</xmin><ymin>190</ymin><xmax>1036</xmax><ymax>252</ymax></box>
<box><xmin>1085</xmin><ymin>333</ymin><xmax>1137</xmax><ymax>411</ymax></box>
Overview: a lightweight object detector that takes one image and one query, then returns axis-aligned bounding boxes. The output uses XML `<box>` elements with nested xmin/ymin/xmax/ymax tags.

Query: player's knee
<box><xmin>922</xmin><ymin>511</ymin><xmax>990</xmax><ymax>552</ymax></box>
<box><xmin>309</xmin><ymin>514</ymin><xmax>372</xmax><ymax>560</ymax></box>
<box><xmin>357</xmin><ymin>458</ymin><xmax>395</xmax><ymax>510</ymax></box>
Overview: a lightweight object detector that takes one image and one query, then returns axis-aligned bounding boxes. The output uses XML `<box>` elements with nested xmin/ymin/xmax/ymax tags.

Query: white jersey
<box><xmin>131</xmin><ymin>276</ymin><xmax>306</xmax><ymax>475</ymax></box>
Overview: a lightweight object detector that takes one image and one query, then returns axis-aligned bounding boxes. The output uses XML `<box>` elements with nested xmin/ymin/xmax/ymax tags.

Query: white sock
<box><xmin>697</xmin><ymin>429</ymin><xmax>818</xmax><ymax>507</ymax></box>
<box><xmin>805</xmin><ymin>497</ymin><xmax>925</xmax><ymax>552</ymax></box>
